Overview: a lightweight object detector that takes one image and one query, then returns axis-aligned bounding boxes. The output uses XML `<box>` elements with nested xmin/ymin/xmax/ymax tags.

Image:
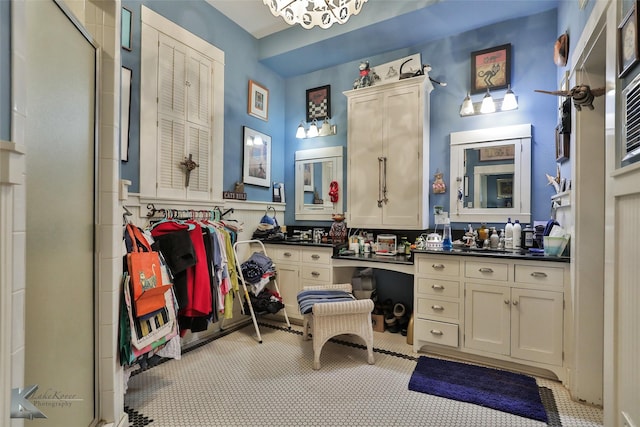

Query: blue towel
<box><xmin>297</xmin><ymin>290</ymin><xmax>355</xmax><ymax>315</ymax></box>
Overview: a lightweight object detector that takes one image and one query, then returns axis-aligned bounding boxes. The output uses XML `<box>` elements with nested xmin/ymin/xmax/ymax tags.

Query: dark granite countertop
<box><xmin>412</xmin><ymin>248</ymin><xmax>570</xmax><ymax>263</ymax></box>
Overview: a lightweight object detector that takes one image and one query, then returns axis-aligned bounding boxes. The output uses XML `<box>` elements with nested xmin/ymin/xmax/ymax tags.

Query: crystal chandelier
<box><xmin>263</xmin><ymin>0</ymin><xmax>369</xmax><ymax>30</ymax></box>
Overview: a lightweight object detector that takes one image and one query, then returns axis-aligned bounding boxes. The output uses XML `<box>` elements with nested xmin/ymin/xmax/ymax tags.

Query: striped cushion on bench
<box><xmin>297</xmin><ymin>290</ymin><xmax>355</xmax><ymax>315</ymax></box>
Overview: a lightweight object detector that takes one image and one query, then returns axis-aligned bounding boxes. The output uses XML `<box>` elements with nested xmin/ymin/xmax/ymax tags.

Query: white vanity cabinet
<box><xmin>413</xmin><ymin>255</ymin><xmax>463</xmax><ymax>352</ymax></box>
<box><xmin>413</xmin><ymin>253</ymin><xmax>569</xmax><ymax>381</ymax></box>
<box><xmin>344</xmin><ymin>76</ymin><xmax>432</xmax><ymax>230</ymax></box>
<box><xmin>268</xmin><ymin>244</ymin><xmax>334</xmax><ymax>321</ymax></box>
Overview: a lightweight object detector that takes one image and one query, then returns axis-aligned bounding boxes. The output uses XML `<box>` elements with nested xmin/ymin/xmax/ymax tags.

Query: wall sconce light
<box><xmin>459</xmin><ymin>86</ymin><xmax>519</xmax><ymax>117</ymax></box>
<box><xmin>296</xmin><ymin>117</ymin><xmax>337</xmax><ymax>139</ymax></box>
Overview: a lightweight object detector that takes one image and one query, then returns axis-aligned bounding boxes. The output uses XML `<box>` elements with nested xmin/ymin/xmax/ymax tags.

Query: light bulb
<box><xmin>501</xmin><ymin>85</ymin><xmax>518</xmax><ymax>111</ymax></box>
<box><xmin>296</xmin><ymin>121</ymin><xmax>306</xmax><ymax>139</ymax></box>
<box><xmin>320</xmin><ymin>117</ymin><xmax>332</xmax><ymax>136</ymax></box>
<box><xmin>307</xmin><ymin>119</ymin><xmax>319</xmax><ymax>138</ymax></box>
<box><xmin>480</xmin><ymin>89</ymin><xmax>495</xmax><ymax>114</ymax></box>
<box><xmin>459</xmin><ymin>93</ymin><xmax>475</xmax><ymax>116</ymax></box>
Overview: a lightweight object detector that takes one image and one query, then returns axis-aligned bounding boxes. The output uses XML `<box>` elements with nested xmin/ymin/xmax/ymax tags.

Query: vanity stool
<box><xmin>297</xmin><ymin>284</ymin><xmax>375</xmax><ymax>370</ymax></box>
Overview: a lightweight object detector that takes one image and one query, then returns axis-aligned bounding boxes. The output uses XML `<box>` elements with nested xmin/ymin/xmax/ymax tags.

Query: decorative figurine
<box><xmin>432</xmin><ymin>171</ymin><xmax>446</xmax><ymax>194</ymax></box>
<box><xmin>353</xmin><ymin>61</ymin><xmax>375</xmax><ymax>89</ymax></box>
<box><xmin>534</xmin><ymin>84</ymin><xmax>606</xmax><ymax>111</ymax></box>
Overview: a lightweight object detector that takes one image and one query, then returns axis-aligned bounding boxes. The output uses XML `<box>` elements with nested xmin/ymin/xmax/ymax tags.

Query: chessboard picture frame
<box><xmin>306</xmin><ymin>85</ymin><xmax>331</xmax><ymax>123</ymax></box>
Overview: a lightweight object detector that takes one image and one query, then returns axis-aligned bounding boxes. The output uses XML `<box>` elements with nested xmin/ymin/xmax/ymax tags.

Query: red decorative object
<box><xmin>328</xmin><ymin>180</ymin><xmax>339</xmax><ymax>203</ymax></box>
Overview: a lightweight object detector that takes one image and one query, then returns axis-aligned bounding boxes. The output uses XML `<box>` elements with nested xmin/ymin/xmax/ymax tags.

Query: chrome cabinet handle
<box><xmin>531</xmin><ymin>272</ymin><xmax>548</xmax><ymax>277</ymax></box>
<box><xmin>430</xmin><ymin>329</ymin><xmax>443</xmax><ymax>336</ymax></box>
<box><xmin>431</xmin><ymin>284</ymin><xmax>445</xmax><ymax>290</ymax></box>
<box><xmin>311</xmin><ymin>271</ymin><xmax>320</xmax><ymax>277</ymax></box>
<box><xmin>432</xmin><ymin>264</ymin><xmax>445</xmax><ymax>269</ymax></box>
<box><xmin>431</xmin><ymin>305</ymin><xmax>444</xmax><ymax>311</ymax></box>
<box><xmin>381</xmin><ymin>157</ymin><xmax>388</xmax><ymax>205</ymax></box>
<box><xmin>512</xmin><ymin>300</ymin><xmax>519</xmax><ymax>306</ymax></box>
<box><xmin>284</xmin><ymin>252</ymin><xmax>292</xmax><ymax>257</ymax></box>
<box><xmin>479</xmin><ymin>267</ymin><xmax>494</xmax><ymax>273</ymax></box>
<box><xmin>377</xmin><ymin>157</ymin><xmax>384</xmax><ymax>207</ymax></box>
<box><xmin>504</xmin><ymin>300</ymin><xmax>510</xmax><ymax>305</ymax></box>
<box><xmin>311</xmin><ymin>254</ymin><xmax>320</xmax><ymax>260</ymax></box>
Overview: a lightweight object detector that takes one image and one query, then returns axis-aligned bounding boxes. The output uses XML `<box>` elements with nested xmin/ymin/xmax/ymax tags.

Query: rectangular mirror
<box><xmin>449</xmin><ymin>124</ymin><xmax>531</xmax><ymax>223</ymax></box>
<box><xmin>295</xmin><ymin>147</ymin><xmax>343</xmax><ymax>221</ymax></box>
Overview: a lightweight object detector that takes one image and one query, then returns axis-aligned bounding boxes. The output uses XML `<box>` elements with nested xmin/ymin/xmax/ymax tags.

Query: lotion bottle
<box><xmin>505</xmin><ymin>218</ymin><xmax>513</xmax><ymax>249</ymax></box>
<box><xmin>513</xmin><ymin>220</ymin><xmax>522</xmax><ymax>249</ymax></box>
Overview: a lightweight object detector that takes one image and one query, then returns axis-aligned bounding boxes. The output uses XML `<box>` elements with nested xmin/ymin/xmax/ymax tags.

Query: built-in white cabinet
<box><xmin>268</xmin><ymin>244</ymin><xmax>334</xmax><ymax>321</ymax></box>
<box><xmin>413</xmin><ymin>253</ymin><xmax>569</xmax><ymax>382</ymax></box>
<box><xmin>344</xmin><ymin>76</ymin><xmax>432</xmax><ymax>229</ymax></box>
<box><xmin>139</xmin><ymin>8</ymin><xmax>225</xmax><ymax>202</ymax></box>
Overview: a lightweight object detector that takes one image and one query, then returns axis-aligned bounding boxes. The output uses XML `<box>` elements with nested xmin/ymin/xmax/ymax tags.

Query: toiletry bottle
<box><xmin>442</xmin><ymin>218</ymin><xmax>453</xmax><ymax>251</ymax></box>
<box><xmin>513</xmin><ymin>220</ymin><xmax>522</xmax><ymax>249</ymax></box>
<box><xmin>490</xmin><ymin>227</ymin><xmax>499</xmax><ymax>249</ymax></box>
<box><xmin>505</xmin><ymin>218</ymin><xmax>513</xmax><ymax>249</ymax></box>
<box><xmin>498</xmin><ymin>229</ymin><xmax>505</xmax><ymax>250</ymax></box>
<box><xmin>523</xmin><ymin>225</ymin><xmax>534</xmax><ymax>248</ymax></box>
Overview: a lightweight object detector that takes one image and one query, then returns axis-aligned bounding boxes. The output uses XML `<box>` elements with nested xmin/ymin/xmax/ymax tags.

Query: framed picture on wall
<box><xmin>120</xmin><ymin>67</ymin><xmax>132</xmax><ymax>161</ymax></box>
<box><xmin>306</xmin><ymin>85</ymin><xmax>331</xmax><ymax>123</ymax></box>
<box><xmin>242</xmin><ymin>126</ymin><xmax>271</xmax><ymax>187</ymax></box>
<box><xmin>556</xmin><ymin>125</ymin><xmax>570</xmax><ymax>162</ymax></box>
<box><xmin>121</xmin><ymin>7</ymin><xmax>132</xmax><ymax>51</ymax></box>
<box><xmin>470</xmin><ymin>44</ymin><xmax>511</xmax><ymax>93</ymax></box>
<box><xmin>496</xmin><ymin>178</ymin><xmax>513</xmax><ymax>199</ymax></box>
<box><xmin>248</xmin><ymin>80</ymin><xmax>269</xmax><ymax>121</ymax></box>
<box><xmin>618</xmin><ymin>2</ymin><xmax>640</xmax><ymax>78</ymax></box>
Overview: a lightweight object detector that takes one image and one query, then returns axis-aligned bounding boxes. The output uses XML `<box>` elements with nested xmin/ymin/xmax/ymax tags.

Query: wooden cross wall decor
<box><xmin>180</xmin><ymin>154</ymin><xmax>199</xmax><ymax>187</ymax></box>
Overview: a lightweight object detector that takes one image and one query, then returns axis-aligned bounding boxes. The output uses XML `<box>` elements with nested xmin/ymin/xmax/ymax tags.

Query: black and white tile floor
<box><xmin>124</xmin><ymin>320</ymin><xmax>603</xmax><ymax>427</ymax></box>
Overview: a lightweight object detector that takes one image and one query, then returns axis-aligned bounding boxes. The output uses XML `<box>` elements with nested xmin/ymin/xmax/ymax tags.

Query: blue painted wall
<box><xmin>283</xmin><ymin>9</ymin><xmax>559</xmax><ymax>229</ymax></box>
<box><xmin>120</xmin><ymin>0</ymin><xmax>286</xmax><ymax>201</ymax></box>
<box><xmin>0</xmin><ymin>0</ymin><xmax>10</xmax><ymax>141</ymax></box>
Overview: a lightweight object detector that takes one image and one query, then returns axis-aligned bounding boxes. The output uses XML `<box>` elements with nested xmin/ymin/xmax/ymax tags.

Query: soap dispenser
<box><xmin>505</xmin><ymin>218</ymin><xmax>513</xmax><ymax>249</ymax></box>
<box><xmin>490</xmin><ymin>227</ymin><xmax>499</xmax><ymax>249</ymax></box>
<box><xmin>442</xmin><ymin>218</ymin><xmax>453</xmax><ymax>251</ymax></box>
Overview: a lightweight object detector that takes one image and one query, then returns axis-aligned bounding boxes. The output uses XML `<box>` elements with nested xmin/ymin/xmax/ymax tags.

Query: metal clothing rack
<box><xmin>146</xmin><ymin>203</ymin><xmax>234</xmax><ymax>222</ymax></box>
<box><xmin>224</xmin><ymin>239</ymin><xmax>290</xmax><ymax>343</ymax></box>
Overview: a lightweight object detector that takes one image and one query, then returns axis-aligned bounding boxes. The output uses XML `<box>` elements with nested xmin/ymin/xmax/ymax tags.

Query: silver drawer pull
<box><xmin>311</xmin><ymin>271</ymin><xmax>320</xmax><ymax>277</ymax></box>
<box><xmin>431</xmin><ymin>284</ymin><xmax>445</xmax><ymax>290</ymax></box>
<box><xmin>512</xmin><ymin>300</ymin><xmax>519</xmax><ymax>306</ymax></box>
<box><xmin>284</xmin><ymin>252</ymin><xmax>292</xmax><ymax>257</ymax></box>
<box><xmin>530</xmin><ymin>271</ymin><xmax>548</xmax><ymax>278</ymax></box>
<box><xmin>430</xmin><ymin>329</ymin><xmax>444</xmax><ymax>336</ymax></box>
<box><xmin>432</xmin><ymin>264</ymin><xmax>445</xmax><ymax>269</ymax></box>
<box><xmin>504</xmin><ymin>300</ymin><xmax>510</xmax><ymax>305</ymax></box>
<box><xmin>311</xmin><ymin>254</ymin><xmax>320</xmax><ymax>260</ymax></box>
<box><xmin>431</xmin><ymin>305</ymin><xmax>444</xmax><ymax>311</ymax></box>
<box><xmin>479</xmin><ymin>267</ymin><xmax>494</xmax><ymax>273</ymax></box>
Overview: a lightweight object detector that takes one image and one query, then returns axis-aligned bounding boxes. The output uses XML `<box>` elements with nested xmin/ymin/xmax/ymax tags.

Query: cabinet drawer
<box><xmin>465</xmin><ymin>261</ymin><xmax>508</xmax><ymax>281</ymax></box>
<box><xmin>416</xmin><ymin>278</ymin><xmax>460</xmax><ymax>298</ymax></box>
<box><xmin>417</xmin><ymin>257</ymin><xmax>461</xmax><ymax>277</ymax></box>
<box><xmin>514</xmin><ymin>264</ymin><xmax>564</xmax><ymax>287</ymax></box>
<box><xmin>301</xmin><ymin>248</ymin><xmax>332</xmax><ymax>265</ymax></box>
<box><xmin>415</xmin><ymin>319</ymin><xmax>459</xmax><ymax>347</ymax></box>
<box><xmin>270</xmin><ymin>246</ymin><xmax>301</xmax><ymax>263</ymax></box>
<box><xmin>417</xmin><ymin>297</ymin><xmax>460</xmax><ymax>321</ymax></box>
<box><xmin>301</xmin><ymin>265</ymin><xmax>331</xmax><ymax>282</ymax></box>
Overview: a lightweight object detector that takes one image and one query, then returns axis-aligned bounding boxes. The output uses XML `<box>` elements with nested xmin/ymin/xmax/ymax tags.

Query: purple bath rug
<box><xmin>408</xmin><ymin>356</ymin><xmax>548</xmax><ymax>423</ymax></box>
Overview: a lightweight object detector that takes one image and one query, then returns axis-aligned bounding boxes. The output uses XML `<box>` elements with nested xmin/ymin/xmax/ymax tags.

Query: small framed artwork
<box><xmin>479</xmin><ymin>144</ymin><xmax>515</xmax><ymax>161</ymax></box>
<box><xmin>496</xmin><ymin>178</ymin><xmax>513</xmax><ymax>199</ymax></box>
<box><xmin>306</xmin><ymin>85</ymin><xmax>331</xmax><ymax>123</ymax></box>
<box><xmin>471</xmin><ymin>44</ymin><xmax>511</xmax><ymax>93</ymax></box>
<box><xmin>242</xmin><ymin>126</ymin><xmax>271</xmax><ymax>187</ymax></box>
<box><xmin>121</xmin><ymin>7</ymin><xmax>132</xmax><ymax>51</ymax></box>
<box><xmin>618</xmin><ymin>2</ymin><xmax>639</xmax><ymax>78</ymax></box>
<box><xmin>248</xmin><ymin>80</ymin><xmax>269</xmax><ymax>121</ymax></box>
<box><xmin>555</xmin><ymin>125</ymin><xmax>570</xmax><ymax>162</ymax></box>
<box><xmin>120</xmin><ymin>67</ymin><xmax>132</xmax><ymax>161</ymax></box>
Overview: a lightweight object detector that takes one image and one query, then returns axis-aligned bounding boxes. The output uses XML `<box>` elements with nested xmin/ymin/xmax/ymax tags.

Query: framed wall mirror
<box><xmin>295</xmin><ymin>147</ymin><xmax>343</xmax><ymax>221</ymax></box>
<box><xmin>449</xmin><ymin>124</ymin><xmax>531</xmax><ymax>223</ymax></box>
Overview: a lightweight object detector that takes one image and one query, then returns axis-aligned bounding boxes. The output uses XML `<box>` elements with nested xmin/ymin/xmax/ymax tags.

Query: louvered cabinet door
<box><xmin>186</xmin><ymin>49</ymin><xmax>212</xmax><ymax>127</ymax></box>
<box><xmin>186</xmin><ymin>123</ymin><xmax>212</xmax><ymax>200</ymax></box>
<box><xmin>158</xmin><ymin>33</ymin><xmax>187</xmax><ymax>120</ymax></box>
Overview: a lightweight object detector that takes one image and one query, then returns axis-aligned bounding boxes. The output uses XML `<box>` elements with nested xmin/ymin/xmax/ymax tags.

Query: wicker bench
<box><xmin>297</xmin><ymin>284</ymin><xmax>375</xmax><ymax>370</ymax></box>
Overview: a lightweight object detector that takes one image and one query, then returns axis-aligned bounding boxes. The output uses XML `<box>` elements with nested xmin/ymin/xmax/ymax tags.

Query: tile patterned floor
<box><xmin>124</xmin><ymin>319</ymin><xmax>603</xmax><ymax>427</ymax></box>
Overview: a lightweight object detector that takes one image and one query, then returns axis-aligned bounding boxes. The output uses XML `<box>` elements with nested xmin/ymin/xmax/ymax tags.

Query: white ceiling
<box><xmin>205</xmin><ymin>0</ymin><xmax>560</xmax><ymax>77</ymax></box>
<box><xmin>205</xmin><ymin>0</ymin><xmax>292</xmax><ymax>39</ymax></box>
